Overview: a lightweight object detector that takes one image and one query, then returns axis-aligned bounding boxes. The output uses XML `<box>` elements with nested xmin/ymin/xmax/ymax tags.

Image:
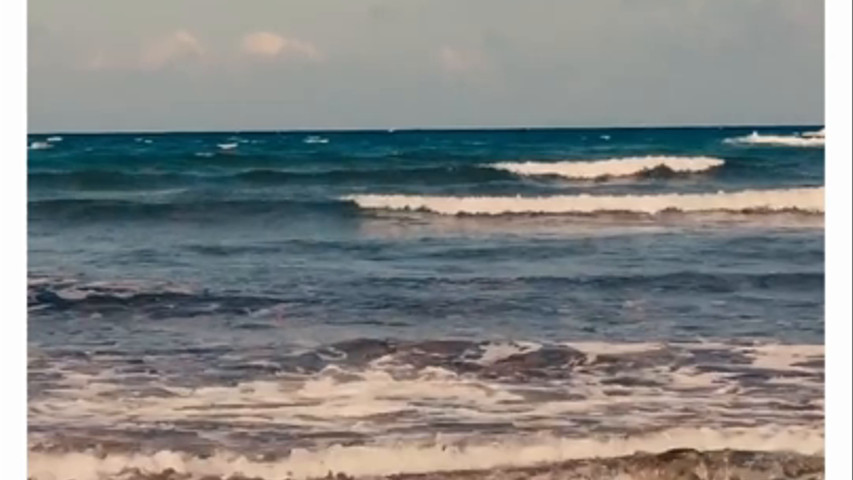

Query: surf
<box><xmin>346</xmin><ymin>187</ymin><xmax>824</xmax><ymax>216</ymax></box>
<box><xmin>724</xmin><ymin>131</ymin><xmax>825</xmax><ymax>148</ymax></box>
<box><xmin>491</xmin><ymin>156</ymin><xmax>725</xmax><ymax>179</ymax></box>
<box><xmin>27</xmin><ymin>426</ymin><xmax>823</xmax><ymax>480</ymax></box>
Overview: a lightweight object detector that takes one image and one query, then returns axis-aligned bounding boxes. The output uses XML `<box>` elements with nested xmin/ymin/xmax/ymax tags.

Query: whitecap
<box><xmin>491</xmin><ymin>156</ymin><xmax>724</xmax><ymax>179</ymax></box>
<box><xmin>724</xmin><ymin>131</ymin><xmax>824</xmax><ymax>147</ymax></box>
<box><xmin>28</xmin><ymin>141</ymin><xmax>52</xmax><ymax>150</ymax></box>
<box><xmin>346</xmin><ymin>187</ymin><xmax>824</xmax><ymax>216</ymax></box>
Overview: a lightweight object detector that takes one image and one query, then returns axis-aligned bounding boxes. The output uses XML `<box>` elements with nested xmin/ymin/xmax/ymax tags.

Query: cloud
<box><xmin>241</xmin><ymin>32</ymin><xmax>322</xmax><ymax>61</ymax></box>
<box><xmin>139</xmin><ymin>30</ymin><xmax>205</xmax><ymax>70</ymax></box>
<box><xmin>436</xmin><ymin>46</ymin><xmax>488</xmax><ymax>74</ymax></box>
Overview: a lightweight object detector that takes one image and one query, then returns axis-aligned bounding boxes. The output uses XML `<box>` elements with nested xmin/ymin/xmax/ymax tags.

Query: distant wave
<box><xmin>346</xmin><ymin>187</ymin><xmax>824</xmax><ymax>215</ymax></box>
<box><xmin>29</xmin><ymin>141</ymin><xmax>53</xmax><ymax>150</ymax></box>
<box><xmin>28</xmin><ymin>165</ymin><xmax>514</xmax><ymax>190</ymax></box>
<box><xmin>725</xmin><ymin>131</ymin><xmax>824</xmax><ymax>148</ymax></box>
<box><xmin>46</xmin><ymin>136</ymin><xmax>63</xmax><ymax>143</ymax></box>
<box><xmin>217</xmin><ymin>142</ymin><xmax>239</xmax><ymax>150</ymax></box>
<box><xmin>304</xmin><ymin>135</ymin><xmax>330</xmax><ymax>144</ymax></box>
<box><xmin>491</xmin><ymin>156</ymin><xmax>724</xmax><ymax>179</ymax></box>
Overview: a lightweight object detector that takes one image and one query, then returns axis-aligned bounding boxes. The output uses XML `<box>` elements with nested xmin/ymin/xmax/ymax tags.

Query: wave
<box><xmin>217</xmin><ymin>143</ymin><xmax>239</xmax><ymax>150</ymax></box>
<box><xmin>29</xmin><ymin>332</ymin><xmax>824</xmax><ymax>479</ymax></box>
<box><xmin>491</xmin><ymin>156</ymin><xmax>725</xmax><ymax>179</ymax></box>
<box><xmin>28</xmin><ymin>275</ymin><xmax>283</xmax><ymax>317</ymax></box>
<box><xmin>346</xmin><ymin>187</ymin><xmax>824</xmax><ymax>216</ymax></box>
<box><xmin>27</xmin><ymin>427</ymin><xmax>823</xmax><ymax>480</ymax></box>
<box><xmin>46</xmin><ymin>136</ymin><xmax>63</xmax><ymax>143</ymax></box>
<box><xmin>27</xmin><ymin>198</ymin><xmax>353</xmax><ymax>221</ymax></box>
<box><xmin>28</xmin><ymin>166</ymin><xmax>515</xmax><ymax>191</ymax></box>
<box><xmin>231</xmin><ymin>166</ymin><xmax>510</xmax><ymax>185</ymax></box>
<box><xmin>724</xmin><ymin>131</ymin><xmax>825</xmax><ymax>148</ymax></box>
<box><xmin>28</xmin><ymin>170</ymin><xmax>188</xmax><ymax>190</ymax></box>
<box><xmin>27</xmin><ymin>270</ymin><xmax>823</xmax><ymax>319</ymax></box>
<box><xmin>29</xmin><ymin>141</ymin><xmax>53</xmax><ymax>150</ymax></box>
<box><xmin>304</xmin><ymin>135</ymin><xmax>330</xmax><ymax>144</ymax></box>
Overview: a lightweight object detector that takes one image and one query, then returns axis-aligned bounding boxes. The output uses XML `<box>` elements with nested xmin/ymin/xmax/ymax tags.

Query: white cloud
<box><xmin>139</xmin><ymin>30</ymin><xmax>204</xmax><ymax>70</ymax></box>
<box><xmin>241</xmin><ymin>32</ymin><xmax>322</xmax><ymax>61</ymax></box>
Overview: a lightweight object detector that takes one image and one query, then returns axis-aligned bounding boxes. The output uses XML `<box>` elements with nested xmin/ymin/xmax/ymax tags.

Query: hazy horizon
<box><xmin>27</xmin><ymin>122</ymin><xmax>826</xmax><ymax>136</ymax></box>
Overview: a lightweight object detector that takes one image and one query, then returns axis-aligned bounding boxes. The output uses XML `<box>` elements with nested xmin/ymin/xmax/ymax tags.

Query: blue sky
<box><xmin>28</xmin><ymin>0</ymin><xmax>824</xmax><ymax>132</ymax></box>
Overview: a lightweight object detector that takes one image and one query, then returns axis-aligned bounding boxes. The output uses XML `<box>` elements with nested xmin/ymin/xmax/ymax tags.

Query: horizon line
<box><xmin>27</xmin><ymin>122</ymin><xmax>824</xmax><ymax>136</ymax></box>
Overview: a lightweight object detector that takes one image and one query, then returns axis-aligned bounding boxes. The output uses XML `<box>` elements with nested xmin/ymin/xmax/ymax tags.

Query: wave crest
<box><xmin>346</xmin><ymin>187</ymin><xmax>824</xmax><ymax>216</ymax></box>
<box><xmin>725</xmin><ymin>131</ymin><xmax>825</xmax><ymax>148</ymax></box>
<box><xmin>492</xmin><ymin>156</ymin><xmax>725</xmax><ymax>179</ymax></box>
<box><xmin>29</xmin><ymin>141</ymin><xmax>53</xmax><ymax>150</ymax></box>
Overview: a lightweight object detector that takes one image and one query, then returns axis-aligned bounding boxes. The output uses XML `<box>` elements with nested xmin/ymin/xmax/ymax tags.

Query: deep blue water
<box><xmin>28</xmin><ymin>126</ymin><xmax>824</xmax><ymax>346</ymax></box>
<box><xmin>27</xmin><ymin>127</ymin><xmax>825</xmax><ymax>475</ymax></box>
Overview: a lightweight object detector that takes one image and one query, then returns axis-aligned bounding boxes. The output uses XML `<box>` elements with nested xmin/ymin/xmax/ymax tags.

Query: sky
<box><xmin>28</xmin><ymin>0</ymin><xmax>824</xmax><ymax>132</ymax></box>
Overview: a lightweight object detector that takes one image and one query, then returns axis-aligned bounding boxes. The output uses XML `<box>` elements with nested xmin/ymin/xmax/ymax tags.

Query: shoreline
<box><xmin>47</xmin><ymin>448</ymin><xmax>822</xmax><ymax>480</ymax></box>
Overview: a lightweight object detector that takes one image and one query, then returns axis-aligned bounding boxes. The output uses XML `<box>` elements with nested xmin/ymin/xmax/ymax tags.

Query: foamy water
<box><xmin>29</xmin><ymin>141</ymin><xmax>53</xmax><ymax>150</ymax></box>
<box><xmin>725</xmin><ymin>131</ymin><xmax>825</xmax><ymax>147</ymax></box>
<box><xmin>304</xmin><ymin>135</ymin><xmax>330</xmax><ymax>144</ymax></box>
<box><xmin>28</xmin><ymin>128</ymin><xmax>825</xmax><ymax>479</ymax></box>
<box><xmin>28</xmin><ymin>426</ymin><xmax>823</xmax><ymax>480</ymax></box>
<box><xmin>491</xmin><ymin>156</ymin><xmax>724</xmax><ymax>179</ymax></box>
<box><xmin>347</xmin><ymin>187</ymin><xmax>824</xmax><ymax>215</ymax></box>
<box><xmin>29</xmin><ymin>340</ymin><xmax>824</xmax><ymax>475</ymax></box>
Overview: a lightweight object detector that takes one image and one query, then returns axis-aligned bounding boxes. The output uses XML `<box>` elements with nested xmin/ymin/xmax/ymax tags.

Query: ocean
<box><xmin>27</xmin><ymin>126</ymin><xmax>825</xmax><ymax>479</ymax></box>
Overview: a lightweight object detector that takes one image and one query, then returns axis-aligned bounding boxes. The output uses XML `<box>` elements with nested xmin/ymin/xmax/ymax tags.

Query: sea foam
<box><xmin>725</xmin><ymin>131</ymin><xmax>825</xmax><ymax>147</ymax></box>
<box><xmin>29</xmin><ymin>141</ymin><xmax>53</xmax><ymax>150</ymax></box>
<box><xmin>27</xmin><ymin>426</ymin><xmax>823</xmax><ymax>480</ymax></box>
<box><xmin>491</xmin><ymin>156</ymin><xmax>724</xmax><ymax>179</ymax></box>
<box><xmin>346</xmin><ymin>187</ymin><xmax>824</xmax><ymax>216</ymax></box>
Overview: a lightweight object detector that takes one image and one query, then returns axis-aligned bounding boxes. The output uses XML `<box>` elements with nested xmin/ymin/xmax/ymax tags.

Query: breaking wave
<box><xmin>29</xmin><ymin>141</ymin><xmax>53</xmax><ymax>150</ymax></box>
<box><xmin>346</xmin><ymin>187</ymin><xmax>824</xmax><ymax>216</ymax></box>
<box><xmin>491</xmin><ymin>156</ymin><xmax>725</xmax><ymax>179</ymax></box>
<box><xmin>27</xmin><ymin>427</ymin><xmax>823</xmax><ymax>480</ymax></box>
<box><xmin>725</xmin><ymin>131</ymin><xmax>825</xmax><ymax>148</ymax></box>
